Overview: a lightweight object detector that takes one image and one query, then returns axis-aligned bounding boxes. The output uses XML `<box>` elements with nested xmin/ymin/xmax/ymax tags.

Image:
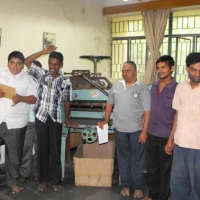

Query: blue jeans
<box><xmin>114</xmin><ymin>129</ymin><xmax>145</xmax><ymax>190</ymax></box>
<box><xmin>170</xmin><ymin>144</ymin><xmax>200</xmax><ymax>200</ymax></box>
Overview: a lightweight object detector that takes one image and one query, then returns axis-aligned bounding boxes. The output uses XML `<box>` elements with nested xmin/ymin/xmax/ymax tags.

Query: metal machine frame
<box><xmin>61</xmin><ymin>55</ymin><xmax>113</xmax><ymax>178</ymax></box>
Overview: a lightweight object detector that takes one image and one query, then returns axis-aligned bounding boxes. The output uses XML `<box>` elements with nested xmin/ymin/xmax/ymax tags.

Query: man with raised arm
<box><xmin>24</xmin><ymin>45</ymin><xmax>78</xmax><ymax>191</ymax></box>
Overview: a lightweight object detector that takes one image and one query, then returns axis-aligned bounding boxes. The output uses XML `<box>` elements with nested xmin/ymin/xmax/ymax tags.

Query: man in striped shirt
<box><xmin>25</xmin><ymin>45</ymin><xmax>78</xmax><ymax>191</ymax></box>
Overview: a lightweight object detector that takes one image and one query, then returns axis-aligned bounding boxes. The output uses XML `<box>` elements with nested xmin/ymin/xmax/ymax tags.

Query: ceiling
<box><xmin>105</xmin><ymin>0</ymin><xmax>159</xmax><ymax>7</ymax></box>
<box><xmin>103</xmin><ymin>0</ymin><xmax>200</xmax><ymax>15</ymax></box>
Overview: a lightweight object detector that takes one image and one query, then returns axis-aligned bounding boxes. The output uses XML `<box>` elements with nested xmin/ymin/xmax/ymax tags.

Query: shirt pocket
<box><xmin>54</xmin><ymin>86</ymin><xmax>64</xmax><ymax>104</ymax></box>
<box><xmin>39</xmin><ymin>84</ymin><xmax>49</xmax><ymax>99</ymax></box>
<box><xmin>162</xmin><ymin>95</ymin><xmax>175</xmax><ymax>119</ymax></box>
<box><xmin>130</xmin><ymin>90</ymin><xmax>142</xmax><ymax>108</ymax></box>
<box><xmin>55</xmin><ymin>85</ymin><xmax>63</xmax><ymax>95</ymax></box>
<box><xmin>163</xmin><ymin>95</ymin><xmax>173</xmax><ymax>109</ymax></box>
<box><xmin>191</xmin><ymin>94</ymin><xmax>200</xmax><ymax>118</ymax></box>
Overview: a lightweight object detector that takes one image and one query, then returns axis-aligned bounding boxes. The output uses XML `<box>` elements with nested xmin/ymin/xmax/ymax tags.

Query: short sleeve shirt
<box><xmin>28</xmin><ymin>63</ymin><xmax>72</xmax><ymax>123</ymax></box>
<box><xmin>173</xmin><ymin>79</ymin><xmax>200</xmax><ymax>149</ymax></box>
<box><xmin>147</xmin><ymin>79</ymin><xmax>178</xmax><ymax>138</ymax></box>
<box><xmin>107</xmin><ymin>80</ymin><xmax>151</xmax><ymax>132</ymax></box>
<box><xmin>0</xmin><ymin>67</ymin><xmax>37</xmax><ymax>129</ymax></box>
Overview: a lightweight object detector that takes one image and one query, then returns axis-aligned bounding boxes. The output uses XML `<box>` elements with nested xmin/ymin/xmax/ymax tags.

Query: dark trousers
<box><xmin>170</xmin><ymin>144</ymin><xmax>200</xmax><ymax>200</ymax></box>
<box><xmin>114</xmin><ymin>129</ymin><xmax>145</xmax><ymax>190</ymax></box>
<box><xmin>0</xmin><ymin>122</ymin><xmax>26</xmax><ymax>187</ymax></box>
<box><xmin>146</xmin><ymin>134</ymin><xmax>172</xmax><ymax>200</ymax></box>
<box><xmin>35</xmin><ymin>116</ymin><xmax>62</xmax><ymax>185</ymax></box>
<box><xmin>20</xmin><ymin>122</ymin><xmax>37</xmax><ymax>178</ymax></box>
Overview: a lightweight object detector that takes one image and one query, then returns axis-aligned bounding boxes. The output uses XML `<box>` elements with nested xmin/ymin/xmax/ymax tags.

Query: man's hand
<box><xmin>12</xmin><ymin>94</ymin><xmax>22</xmax><ymax>106</ymax></box>
<box><xmin>25</xmin><ymin>45</ymin><xmax>58</xmax><ymax>68</ymax></box>
<box><xmin>65</xmin><ymin>118</ymin><xmax>79</xmax><ymax>128</ymax></box>
<box><xmin>97</xmin><ymin>121</ymin><xmax>108</xmax><ymax>129</ymax></box>
<box><xmin>43</xmin><ymin>45</ymin><xmax>57</xmax><ymax>54</ymax></box>
<box><xmin>165</xmin><ymin>139</ymin><xmax>174</xmax><ymax>155</ymax></box>
<box><xmin>138</xmin><ymin>131</ymin><xmax>147</xmax><ymax>144</ymax></box>
<box><xmin>0</xmin><ymin>88</ymin><xmax>5</xmax><ymax>98</ymax></box>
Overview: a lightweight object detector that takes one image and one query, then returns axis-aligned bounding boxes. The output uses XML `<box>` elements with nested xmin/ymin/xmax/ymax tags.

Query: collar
<box><xmin>154</xmin><ymin>78</ymin><xmax>177</xmax><ymax>89</ymax></box>
<box><xmin>119</xmin><ymin>80</ymin><xmax>140</xmax><ymax>87</ymax></box>
<box><xmin>47</xmin><ymin>69</ymin><xmax>63</xmax><ymax>80</ymax></box>
<box><xmin>186</xmin><ymin>78</ymin><xmax>200</xmax><ymax>87</ymax></box>
<box><xmin>6</xmin><ymin>67</ymin><xmax>23</xmax><ymax>79</ymax></box>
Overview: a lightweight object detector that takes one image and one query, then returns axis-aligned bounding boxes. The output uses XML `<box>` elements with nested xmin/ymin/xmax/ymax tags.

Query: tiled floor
<box><xmin>0</xmin><ymin>153</ymin><xmax>148</xmax><ymax>200</ymax></box>
<box><xmin>0</xmin><ymin>169</ymin><xmax>148</xmax><ymax>200</ymax></box>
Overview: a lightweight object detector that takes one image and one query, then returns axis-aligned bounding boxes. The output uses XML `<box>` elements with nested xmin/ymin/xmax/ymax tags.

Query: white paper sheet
<box><xmin>97</xmin><ymin>124</ymin><xmax>108</xmax><ymax>144</ymax></box>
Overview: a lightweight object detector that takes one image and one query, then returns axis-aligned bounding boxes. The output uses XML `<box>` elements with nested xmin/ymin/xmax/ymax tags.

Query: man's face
<box><xmin>8</xmin><ymin>57</ymin><xmax>24</xmax><ymax>75</ymax></box>
<box><xmin>156</xmin><ymin>61</ymin><xmax>174</xmax><ymax>80</ymax></box>
<box><xmin>48</xmin><ymin>58</ymin><xmax>63</xmax><ymax>78</ymax></box>
<box><xmin>186</xmin><ymin>62</ymin><xmax>200</xmax><ymax>86</ymax></box>
<box><xmin>122</xmin><ymin>63</ymin><xmax>137</xmax><ymax>83</ymax></box>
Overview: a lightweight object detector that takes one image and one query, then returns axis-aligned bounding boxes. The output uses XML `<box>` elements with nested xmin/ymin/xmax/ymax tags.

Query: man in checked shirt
<box><xmin>24</xmin><ymin>45</ymin><xmax>78</xmax><ymax>191</ymax></box>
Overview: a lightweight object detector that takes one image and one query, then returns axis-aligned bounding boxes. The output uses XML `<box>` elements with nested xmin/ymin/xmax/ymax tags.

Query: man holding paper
<box><xmin>0</xmin><ymin>51</ymin><xmax>37</xmax><ymax>194</ymax></box>
<box><xmin>98</xmin><ymin>61</ymin><xmax>150</xmax><ymax>199</ymax></box>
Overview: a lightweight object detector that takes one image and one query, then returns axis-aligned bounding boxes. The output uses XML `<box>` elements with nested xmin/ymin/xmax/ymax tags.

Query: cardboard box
<box><xmin>73</xmin><ymin>141</ymin><xmax>115</xmax><ymax>187</ymax></box>
<box><xmin>70</xmin><ymin>133</ymin><xmax>82</xmax><ymax>148</ymax></box>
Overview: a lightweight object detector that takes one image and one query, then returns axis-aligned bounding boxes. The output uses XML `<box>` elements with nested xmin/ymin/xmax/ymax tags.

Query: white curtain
<box><xmin>142</xmin><ymin>9</ymin><xmax>170</xmax><ymax>84</ymax></box>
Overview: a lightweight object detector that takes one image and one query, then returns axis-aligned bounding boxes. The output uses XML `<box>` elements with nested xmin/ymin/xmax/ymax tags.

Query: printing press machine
<box><xmin>61</xmin><ymin>55</ymin><xmax>114</xmax><ymax>178</ymax></box>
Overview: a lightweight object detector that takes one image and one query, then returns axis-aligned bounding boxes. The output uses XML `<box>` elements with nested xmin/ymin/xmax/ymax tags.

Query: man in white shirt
<box><xmin>0</xmin><ymin>51</ymin><xmax>37</xmax><ymax>194</ymax></box>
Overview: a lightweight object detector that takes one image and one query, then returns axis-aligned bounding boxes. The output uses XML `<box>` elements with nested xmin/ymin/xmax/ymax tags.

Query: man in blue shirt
<box><xmin>144</xmin><ymin>55</ymin><xmax>178</xmax><ymax>200</ymax></box>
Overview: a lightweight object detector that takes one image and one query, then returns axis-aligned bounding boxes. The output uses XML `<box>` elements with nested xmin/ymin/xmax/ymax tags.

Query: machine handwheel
<box><xmin>82</xmin><ymin>127</ymin><xmax>97</xmax><ymax>144</ymax></box>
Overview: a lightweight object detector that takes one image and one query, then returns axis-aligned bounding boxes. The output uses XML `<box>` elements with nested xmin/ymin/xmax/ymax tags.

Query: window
<box><xmin>111</xmin><ymin>9</ymin><xmax>200</xmax><ymax>82</ymax></box>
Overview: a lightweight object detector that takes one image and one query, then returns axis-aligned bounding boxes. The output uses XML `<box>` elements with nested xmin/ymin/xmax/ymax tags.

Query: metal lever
<box><xmin>79</xmin><ymin>55</ymin><xmax>111</xmax><ymax>75</ymax></box>
<box><xmin>81</xmin><ymin>74</ymin><xmax>109</xmax><ymax>97</ymax></box>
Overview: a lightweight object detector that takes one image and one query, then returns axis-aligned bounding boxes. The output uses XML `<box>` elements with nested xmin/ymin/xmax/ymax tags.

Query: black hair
<box><xmin>8</xmin><ymin>51</ymin><xmax>25</xmax><ymax>63</ymax></box>
<box><xmin>49</xmin><ymin>52</ymin><xmax>63</xmax><ymax>63</ymax></box>
<box><xmin>124</xmin><ymin>61</ymin><xmax>137</xmax><ymax>70</ymax></box>
<box><xmin>33</xmin><ymin>60</ymin><xmax>42</xmax><ymax>68</ymax></box>
<box><xmin>186</xmin><ymin>52</ymin><xmax>200</xmax><ymax>67</ymax></box>
<box><xmin>156</xmin><ymin>55</ymin><xmax>174</xmax><ymax>68</ymax></box>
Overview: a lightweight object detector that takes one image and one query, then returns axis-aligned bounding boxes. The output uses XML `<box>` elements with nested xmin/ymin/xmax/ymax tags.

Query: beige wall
<box><xmin>0</xmin><ymin>0</ymin><xmax>112</xmax><ymax>164</ymax></box>
<box><xmin>0</xmin><ymin>0</ymin><xmax>111</xmax><ymax>77</ymax></box>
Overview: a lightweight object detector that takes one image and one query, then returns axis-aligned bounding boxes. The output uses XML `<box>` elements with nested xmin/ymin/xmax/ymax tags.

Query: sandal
<box><xmin>11</xmin><ymin>185</ymin><xmax>24</xmax><ymax>194</ymax></box>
